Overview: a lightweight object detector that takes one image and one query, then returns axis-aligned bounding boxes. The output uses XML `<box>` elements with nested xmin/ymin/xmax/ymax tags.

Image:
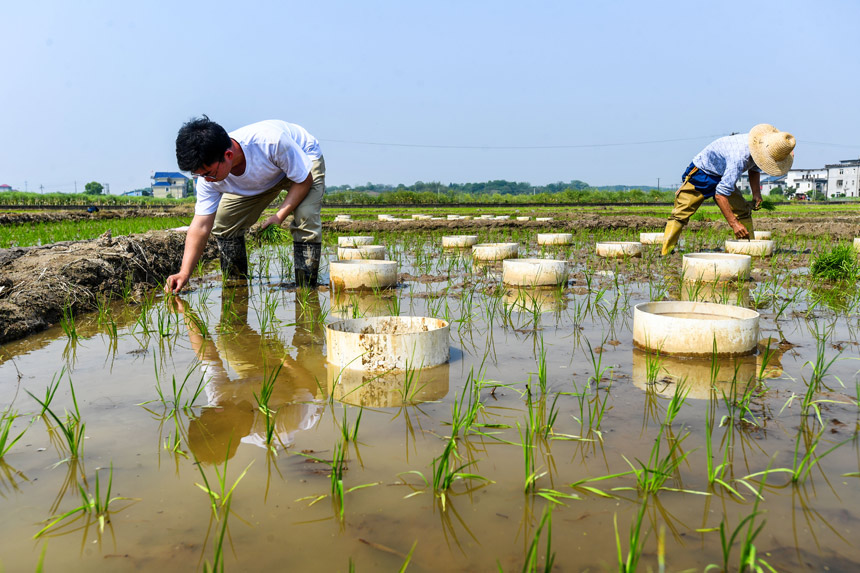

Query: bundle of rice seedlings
<box><xmin>810</xmin><ymin>244</ymin><xmax>859</xmax><ymax>281</ymax></box>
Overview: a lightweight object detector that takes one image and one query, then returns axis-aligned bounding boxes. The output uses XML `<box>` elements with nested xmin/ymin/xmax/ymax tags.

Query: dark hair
<box><xmin>175</xmin><ymin>115</ymin><xmax>232</xmax><ymax>172</ymax></box>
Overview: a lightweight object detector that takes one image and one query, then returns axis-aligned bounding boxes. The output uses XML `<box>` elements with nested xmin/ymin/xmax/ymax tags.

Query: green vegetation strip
<box><xmin>0</xmin><ymin>216</ymin><xmax>192</xmax><ymax>248</ymax></box>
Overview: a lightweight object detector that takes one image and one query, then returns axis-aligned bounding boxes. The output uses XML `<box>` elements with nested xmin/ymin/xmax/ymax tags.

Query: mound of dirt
<box><xmin>0</xmin><ymin>230</ymin><xmax>217</xmax><ymax>344</ymax></box>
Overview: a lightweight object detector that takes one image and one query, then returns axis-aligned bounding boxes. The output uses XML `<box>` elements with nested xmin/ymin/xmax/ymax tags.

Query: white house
<box><xmin>786</xmin><ymin>168</ymin><xmax>828</xmax><ymax>197</ymax></box>
<box><xmin>826</xmin><ymin>159</ymin><xmax>860</xmax><ymax>198</ymax></box>
<box><xmin>151</xmin><ymin>172</ymin><xmax>190</xmax><ymax>199</ymax></box>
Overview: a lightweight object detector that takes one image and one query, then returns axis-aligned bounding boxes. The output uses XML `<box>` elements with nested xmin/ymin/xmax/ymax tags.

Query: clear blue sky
<box><xmin>2</xmin><ymin>0</ymin><xmax>858</xmax><ymax>194</ymax></box>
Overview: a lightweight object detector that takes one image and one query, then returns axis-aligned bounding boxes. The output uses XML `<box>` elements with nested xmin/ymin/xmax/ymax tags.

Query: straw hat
<box><xmin>749</xmin><ymin>124</ymin><xmax>795</xmax><ymax>176</ymax></box>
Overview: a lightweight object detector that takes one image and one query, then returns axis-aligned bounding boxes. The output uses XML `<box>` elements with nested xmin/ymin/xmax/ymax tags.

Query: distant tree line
<box><xmin>323</xmin><ymin>179</ymin><xmax>675</xmax><ymax>205</ymax></box>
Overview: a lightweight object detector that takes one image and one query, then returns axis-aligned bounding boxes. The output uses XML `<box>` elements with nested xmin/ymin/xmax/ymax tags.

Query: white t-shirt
<box><xmin>194</xmin><ymin>120</ymin><xmax>321</xmax><ymax>216</ymax></box>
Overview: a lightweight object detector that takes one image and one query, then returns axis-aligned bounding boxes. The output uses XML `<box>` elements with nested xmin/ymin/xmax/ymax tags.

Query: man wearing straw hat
<box><xmin>661</xmin><ymin>124</ymin><xmax>795</xmax><ymax>256</ymax></box>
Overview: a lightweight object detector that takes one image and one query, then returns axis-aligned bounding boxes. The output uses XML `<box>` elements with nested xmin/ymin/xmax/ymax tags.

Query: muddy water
<box><xmin>1</xmin><ymin>235</ymin><xmax>859</xmax><ymax>571</ymax></box>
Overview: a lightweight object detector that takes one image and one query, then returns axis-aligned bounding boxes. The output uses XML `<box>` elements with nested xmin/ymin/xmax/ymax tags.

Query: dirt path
<box><xmin>0</xmin><ymin>207</ymin><xmax>192</xmax><ymax>226</ymax></box>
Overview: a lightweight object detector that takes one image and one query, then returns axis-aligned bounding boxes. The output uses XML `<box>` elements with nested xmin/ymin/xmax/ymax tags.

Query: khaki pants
<box><xmin>669</xmin><ymin>179</ymin><xmax>752</xmax><ymax>225</ymax></box>
<box><xmin>212</xmin><ymin>155</ymin><xmax>326</xmax><ymax>243</ymax></box>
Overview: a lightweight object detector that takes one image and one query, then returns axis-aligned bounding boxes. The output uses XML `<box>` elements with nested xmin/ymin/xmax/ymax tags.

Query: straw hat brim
<box><xmin>749</xmin><ymin>124</ymin><xmax>794</xmax><ymax>177</ymax></box>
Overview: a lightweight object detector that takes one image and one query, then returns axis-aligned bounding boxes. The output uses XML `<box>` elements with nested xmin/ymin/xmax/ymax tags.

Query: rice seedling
<box><xmin>0</xmin><ymin>409</ymin><xmax>30</xmax><ymax>458</ymax></box>
<box><xmin>448</xmin><ymin>367</ymin><xmax>483</xmax><ymax>439</ymax></box>
<box><xmin>620</xmin><ymin>383</ymin><xmax>699</xmax><ymax>495</ymax></box>
<box><xmin>520</xmin><ymin>505</ymin><xmax>556</xmax><ymax>572</ymax></box>
<box><xmin>614</xmin><ymin>496</ymin><xmax>649</xmax><ymax>573</ymax></box>
<box><xmin>746</xmin><ymin>423</ymin><xmax>849</xmax><ymax>485</ymax></box>
<box><xmin>34</xmin><ymin>464</ymin><xmax>132</xmax><ymax>538</ymax></box>
<box><xmin>27</xmin><ymin>375</ymin><xmax>85</xmax><ymax>462</ymax></box>
<box><xmin>295</xmin><ymin>438</ymin><xmax>379</xmax><ymax>519</ymax></box>
<box><xmin>194</xmin><ymin>450</ymin><xmax>253</xmax><ymax>518</ymax></box>
<box><xmin>253</xmin><ymin>363</ymin><xmax>282</xmax><ymax>452</ymax></box>
<box><xmin>707</xmin><ymin>468</ymin><xmax>773</xmax><ymax>573</ymax></box>
<box><xmin>339</xmin><ymin>406</ymin><xmax>363</xmax><ymax>443</ymax></box>
<box><xmin>59</xmin><ymin>300</ymin><xmax>79</xmax><ymax>342</ymax></box>
<box><xmin>142</xmin><ymin>361</ymin><xmax>207</xmax><ymax>416</ymax></box>
<box><xmin>399</xmin><ymin>358</ymin><xmax>427</xmax><ymax>404</ymax></box>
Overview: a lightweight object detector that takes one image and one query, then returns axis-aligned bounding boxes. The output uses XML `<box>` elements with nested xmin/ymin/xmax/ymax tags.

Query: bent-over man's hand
<box><xmin>260</xmin><ymin>215</ymin><xmax>283</xmax><ymax>230</ymax></box>
<box><xmin>165</xmin><ymin>272</ymin><xmax>190</xmax><ymax>294</ymax></box>
<box><xmin>732</xmin><ymin>222</ymin><xmax>751</xmax><ymax>240</ymax></box>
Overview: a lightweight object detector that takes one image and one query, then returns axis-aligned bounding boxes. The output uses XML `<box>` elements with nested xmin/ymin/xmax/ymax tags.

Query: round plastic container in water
<box><xmin>329</xmin><ymin>260</ymin><xmax>398</xmax><ymax>291</ymax></box>
<box><xmin>326</xmin><ymin>316</ymin><xmax>450</xmax><ymax>371</ymax></box>
<box><xmin>596</xmin><ymin>241</ymin><xmax>643</xmax><ymax>258</ymax></box>
<box><xmin>537</xmin><ymin>233</ymin><xmax>573</xmax><ymax>246</ymax></box>
<box><xmin>502</xmin><ymin>258</ymin><xmax>567</xmax><ymax>286</ymax></box>
<box><xmin>472</xmin><ymin>242</ymin><xmax>518</xmax><ymax>261</ymax></box>
<box><xmin>337</xmin><ymin>235</ymin><xmax>374</xmax><ymax>247</ymax></box>
<box><xmin>632</xmin><ymin>300</ymin><xmax>760</xmax><ymax>357</ymax></box>
<box><xmin>337</xmin><ymin>245</ymin><xmax>386</xmax><ymax>260</ymax></box>
<box><xmin>639</xmin><ymin>232</ymin><xmax>665</xmax><ymax>245</ymax></box>
<box><xmin>442</xmin><ymin>235</ymin><xmax>479</xmax><ymax>248</ymax></box>
<box><xmin>754</xmin><ymin>231</ymin><xmax>771</xmax><ymax>240</ymax></box>
<box><xmin>683</xmin><ymin>253</ymin><xmax>751</xmax><ymax>282</ymax></box>
<box><xmin>725</xmin><ymin>239</ymin><xmax>774</xmax><ymax>257</ymax></box>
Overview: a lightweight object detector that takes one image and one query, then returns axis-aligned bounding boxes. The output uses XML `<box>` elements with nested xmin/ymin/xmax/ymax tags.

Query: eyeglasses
<box><xmin>196</xmin><ymin>160</ymin><xmax>222</xmax><ymax>181</ymax></box>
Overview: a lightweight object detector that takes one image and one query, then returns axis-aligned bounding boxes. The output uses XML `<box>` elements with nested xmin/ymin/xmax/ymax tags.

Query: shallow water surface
<box><xmin>1</xmin><ymin>232</ymin><xmax>859</xmax><ymax>571</ymax></box>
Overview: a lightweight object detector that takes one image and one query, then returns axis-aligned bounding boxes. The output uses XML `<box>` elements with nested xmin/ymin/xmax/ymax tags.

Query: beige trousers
<box><xmin>212</xmin><ymin>155</ymin><xmax>326</xmax><ymax>243</ymax></box>
<box><xmin>669</xmin><ymin>178</ymin><xmax>752</xmax><ymax>225</ymax></box>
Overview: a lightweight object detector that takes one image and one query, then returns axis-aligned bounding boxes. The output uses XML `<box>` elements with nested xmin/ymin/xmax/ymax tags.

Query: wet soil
<box><xmin>0</xmin><ymin>230</ymin><xmax>217</xmax><ymax>344</ymax></box>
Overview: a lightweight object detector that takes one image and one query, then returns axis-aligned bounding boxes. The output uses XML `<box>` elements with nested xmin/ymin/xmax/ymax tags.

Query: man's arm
<box><xmin>261</xmin><ymin>173</ymin><xmax>314</xmax><ymax>229</ymax></box>
<box><xmin>714</xmin><ymin>195</ymin><xmax>750</xmax><ymax>239</ymax></box>
<box><xmin>165</xmin><ymin>213</ymin><xmax>216</xmax><ymax>293</ymax></box>
<box><xmin>749</xmin><ymin>170</ymin><xmax>762</xmax><ymax>209</ymax></box>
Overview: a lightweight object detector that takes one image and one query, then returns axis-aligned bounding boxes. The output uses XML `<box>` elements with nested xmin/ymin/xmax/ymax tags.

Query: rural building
<box><xmin>760</xmin><ymin>175</ymin><xmax>786</xmax><ymax>195</ymax></box>
<box><xmin>151</xmin><ymin>172</ymin><xmax>190</xmax><ymax>199</ymax></box>
<box><xmin>786</xmin><ymin>168</ymin><xmax>827</xmax><ymax>197</ymax></box>
<box><xmin>825</xmin><ymin>159</ymin><xmax>860</xmax><ymax>198</ymax></box>
<box><xmin>0</xmin><ymin>184</ymin><xmax>12</xmax><ymax>192</ymax></box>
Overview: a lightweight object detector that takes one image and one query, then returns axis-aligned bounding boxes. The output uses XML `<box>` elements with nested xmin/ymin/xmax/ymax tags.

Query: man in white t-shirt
<box><xmin>165</xmin><ymin>115</ymin><xmax>326</xmax><ymax>293</ymax></box>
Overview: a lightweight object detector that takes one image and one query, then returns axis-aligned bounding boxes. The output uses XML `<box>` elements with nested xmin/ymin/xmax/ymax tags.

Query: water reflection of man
<box><xmin>172</xmin><ymin>288</ymin><xmax>325</xmax><ymax>463</ymax></box>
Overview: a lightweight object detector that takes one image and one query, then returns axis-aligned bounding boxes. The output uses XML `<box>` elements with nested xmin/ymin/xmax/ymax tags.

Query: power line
<box><xmin>320</xmin><ymin>134</ymin><xmax>726</xmax><ymax>150</ymax></box>
<box><xmin>798</xmin><ymin>140</ymin><xmax>860</xmax><ymax>149</ymax></box>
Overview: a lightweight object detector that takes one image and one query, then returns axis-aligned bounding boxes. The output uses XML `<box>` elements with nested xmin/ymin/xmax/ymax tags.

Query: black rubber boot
<box><xmin>294</xmin><ymin>241</ymin><xmax>322</xmax><ymax>288</ymax></box>
<box><xmin>216</xmin><ymin>235</ymin><xmax>249</xmax><ymax>280</ymax></box>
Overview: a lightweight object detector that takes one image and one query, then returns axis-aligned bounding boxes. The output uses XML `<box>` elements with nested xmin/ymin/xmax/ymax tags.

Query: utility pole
<box><xmin>74</xmin><ymin>180</ymin><xmax>77</xmax><ymax>193</ymax></box>
<box><xmin>657</xmin><ymin>178</ymin><xmax>660</xmax><ymax>191</ymax></box>
<box><xmin>39</xmin><ymin>184</ymin><xmax>44</xmax><ymax>194</ymax></box>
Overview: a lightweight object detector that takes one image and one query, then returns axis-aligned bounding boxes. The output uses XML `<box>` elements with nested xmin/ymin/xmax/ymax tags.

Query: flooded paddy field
<box><xmin>1</xmin><ymin>224</ymin><xmax>860</xmax><ymax>571</ymax></box>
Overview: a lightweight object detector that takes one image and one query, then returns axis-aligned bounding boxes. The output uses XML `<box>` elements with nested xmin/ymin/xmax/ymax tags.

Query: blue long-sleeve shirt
<box><xmin>692</xmin><ymin>134</ymin><xmax>761</xmax><ymax>197</ymax></box>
